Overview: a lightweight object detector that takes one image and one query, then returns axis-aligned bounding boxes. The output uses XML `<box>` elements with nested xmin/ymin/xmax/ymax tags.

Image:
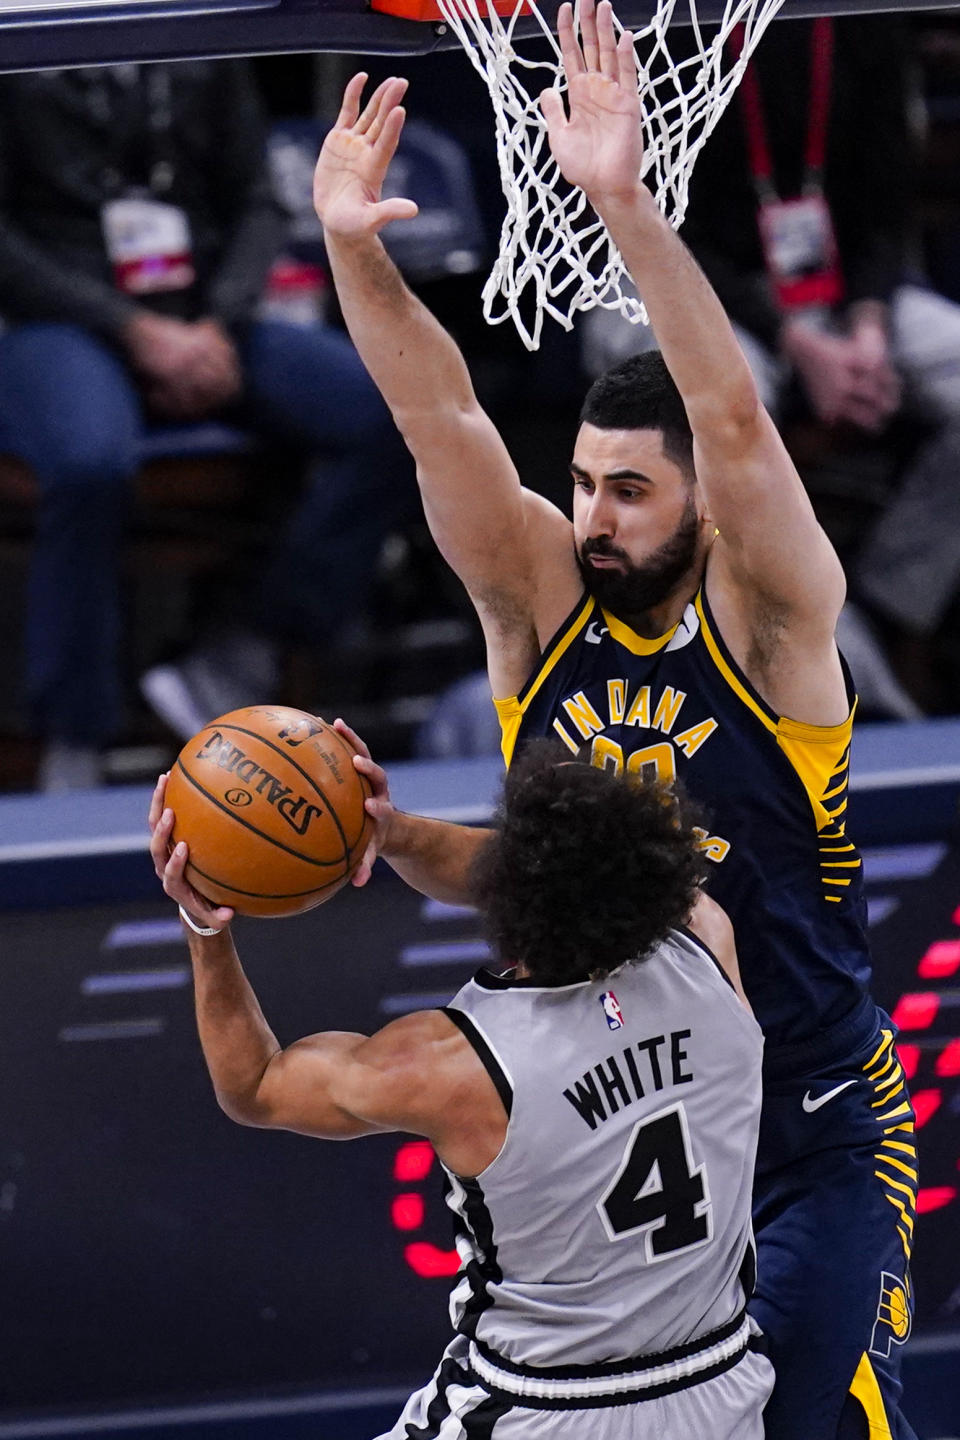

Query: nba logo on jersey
<box><xmin>600</xmin><ymin>991</ymin><xmax>624</xmax><ymax>1030</ymax></box>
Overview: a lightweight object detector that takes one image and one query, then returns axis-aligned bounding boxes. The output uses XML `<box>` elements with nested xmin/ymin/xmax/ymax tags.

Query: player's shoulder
<box><xmin>687</xmin><ymin>890</ymin><xmax>731</xmax><ymax>941</ymax></box>
<box><xmin>684</xmin><ymin>894</ymin><xmax>751</xmax><ymax>1012</ymax></box>
<box><xmin>364</xmin><ymin>1006</ymin><xmax>468</xmax><ymax>1066</ymax></box>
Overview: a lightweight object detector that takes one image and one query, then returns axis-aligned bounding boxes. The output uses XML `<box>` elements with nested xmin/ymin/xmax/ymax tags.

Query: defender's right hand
<box><xmin>313</xmin><ymin>73</ymin><xmax>419</xmax><ymax>239</ymax></box>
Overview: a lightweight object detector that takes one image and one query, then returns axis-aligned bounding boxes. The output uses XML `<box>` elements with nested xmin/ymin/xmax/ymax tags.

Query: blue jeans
<box><xmin>0</xmin><ymin>320</ymin><xmax>415</xmax><ymax>745</ymax></box>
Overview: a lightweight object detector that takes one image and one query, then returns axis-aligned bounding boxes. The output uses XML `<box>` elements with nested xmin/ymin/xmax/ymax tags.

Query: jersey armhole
<box><xmin>442</xmin><ymin>1006</ymin><xmax>514</xmax><ymax>1118</ymax></box>
<box><xmin>676</xmin><ymin>924</ymin><xmax>736</xmax><ymax>992</ymax></box>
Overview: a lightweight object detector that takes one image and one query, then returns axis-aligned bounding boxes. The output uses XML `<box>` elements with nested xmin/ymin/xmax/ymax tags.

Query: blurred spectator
<box><xmin>415</xmin><ymin>669</ymin><xmax>502</xmax><ymax>760</ymax></box>
<box><xmin>585</xmin><ymin>16</ymin><xmax>960</xmax><ymax>715</ymax></box>
<box><xmin>0</xmin><ymin>61</ymin><xmax>414</xmax><ymax>789</ymax></box>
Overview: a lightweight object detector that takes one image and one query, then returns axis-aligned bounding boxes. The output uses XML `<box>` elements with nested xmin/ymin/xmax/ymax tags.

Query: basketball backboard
<box><xmin>0</xmin><ymin>0</ymin><xmax>954</xmax><ymax>73</ymax></box>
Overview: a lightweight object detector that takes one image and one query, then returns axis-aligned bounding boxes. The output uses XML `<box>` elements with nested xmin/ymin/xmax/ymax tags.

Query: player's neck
<box><xmin>606</xmin><ymin>583</ymin><xmax>697</xmax><ymax>639</ymax></box>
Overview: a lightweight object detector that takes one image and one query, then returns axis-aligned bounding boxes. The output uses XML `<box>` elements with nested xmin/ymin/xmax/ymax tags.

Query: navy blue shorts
<box><xmin>750</xmin><ymin>1010</ymin><xmax>918</xmax><ymax>1440</ymax></box>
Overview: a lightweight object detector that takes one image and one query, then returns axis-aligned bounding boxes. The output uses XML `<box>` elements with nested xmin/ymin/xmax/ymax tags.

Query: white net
<box><xmin>434</xmin><ymin>0</ymin><xmax>787</xmax><ymax>349</ymax></box>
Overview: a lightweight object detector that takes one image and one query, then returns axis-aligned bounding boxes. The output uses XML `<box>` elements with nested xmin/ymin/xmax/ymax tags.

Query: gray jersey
<box><xmin>442</xmin><ymin>926</ymin><xmax>763</xmax><ymax>1369</ymax></box>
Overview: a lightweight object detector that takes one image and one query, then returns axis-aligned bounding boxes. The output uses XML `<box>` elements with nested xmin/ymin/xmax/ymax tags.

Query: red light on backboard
<box><xmin>919</xmin><ymin>940</ymin><xmax>960</xmax><ymax>979</ymax></box>
<box><xmin>916</xmin><ymin>1186</ymin><xmax>957</xmax><ymax>1214</ymax></box>
<box><xmin>371</xmin><ymin>0</ymin><xmax>527</xmax><ymax>18</ymax></box>
<box><xmin>912</xmin><ymin>1089</ymin><xmax>942</xmax><ymax>1128</ymax></box>
<box><xmin>897</xmin><ymin>1043</ymin><xmax>921</xmax><ymax>1081</ymax></box>
<box><xmin>936</xmin><ymin>1039</ymin><xmax>960</xmax><ymax>1077</ymax></box>
<box><xmin>891</xmin><ymin>994</ymin><xmax>941</xmax><ymax>1031</ymax></box>
<box><xmin>392</xmin><ymin>1193</ymin><xmax>426</xmax><ymax>1231</ymax></box>
<box><xmin>405</xmin><ymin>1242</ymin><xmax>461</xmax><ymax>1278</ymax></box>
<box><xmin>394</xmin><ymin>1141</ymin><xmax>435</xmax><ymax>1182</ymax></box>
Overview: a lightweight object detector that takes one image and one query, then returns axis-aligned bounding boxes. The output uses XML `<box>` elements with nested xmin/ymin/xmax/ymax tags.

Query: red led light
<box><xmin>392</xmin><ymin>1193</ymin><xmax>426</xmax><ymax>1231</ymax></box>
<box><xmin>916</xmin><ymin>1186</ymin><xmax>957</xmax><ymax>1214</ymax></box>
<box><xmin>897</xmin><ymin>1043</ymin><xmax>921</xmax><ymax>1081</ymax></box>
<box><xmin>891</xmin><ymin>994</ymin><xmax>940</xmax><ymax>1031</ymax></box>
<box><xmin>394</xmin><ymin>1141</ymin><xmax>435</xmax><ymax>1182</ymax></box>
<box><xmin>404</xmin><ymin>1242</ymin><xmax>461</xmax><ymax>1278</ymax></box>
<box><xmin>912</xmin><ymin>1088</ymin><xmax>942</xmax><ymax>1129</ymax></box>
<box><xmin>919</xmin><ymin>940</ymin><xmax>960</xmax><ymax>980</ymax></box>
<box><xmin>936</xmin><ymin>1039</ymin><xmax>960</xmax><ymax>1077</ymax></box>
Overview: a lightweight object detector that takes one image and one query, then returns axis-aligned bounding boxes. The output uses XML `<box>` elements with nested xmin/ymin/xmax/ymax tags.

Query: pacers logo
<box><xmin>869</xmin><ymin>1272</ymin><xmax>912</xmax><ymax>1358</ymax></box>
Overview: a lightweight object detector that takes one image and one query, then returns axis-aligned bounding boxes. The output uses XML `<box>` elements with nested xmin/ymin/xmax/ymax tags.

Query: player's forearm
<box><xmin>595</xmin><ymin>186</ymin><xmax>761</xmax><ymax>432</ymax></box>
<box><xmin>324</xmin><ymin>231</ymin><xmax>477</xmax><ymax>426</ymax></box>
<box><xmin>184</xmin><ymin>924</ymin><xmax>283</xmax><ymax>1126</ymax></box>
<box><xmin>381</xmin><ymin>811</ymin><xmax>492</xmax><ymax>907</ymax></box>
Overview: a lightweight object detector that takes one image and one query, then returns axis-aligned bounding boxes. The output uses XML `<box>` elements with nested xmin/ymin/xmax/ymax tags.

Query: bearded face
<box><xmin>576</xmin><ymin>491</ymin><xmax>701</xmax><ymax>619</ymax></box>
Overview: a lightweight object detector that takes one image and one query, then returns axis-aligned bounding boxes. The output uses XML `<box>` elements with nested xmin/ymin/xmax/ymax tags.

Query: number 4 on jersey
<box><xmin>597</xmin><ymin>1104</ymin><xmax>713</xmax><ymax>1261</ymax></box>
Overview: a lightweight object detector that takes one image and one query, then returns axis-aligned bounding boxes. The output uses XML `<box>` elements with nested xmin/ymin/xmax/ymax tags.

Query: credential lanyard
<box><xmin>732</xmin><ymin>18</ymin><xmax>834</xmax><ymax>202</ymax></box>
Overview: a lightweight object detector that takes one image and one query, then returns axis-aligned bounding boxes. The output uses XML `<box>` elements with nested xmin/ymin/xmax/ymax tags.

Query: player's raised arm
<box><xmin>542</xmin><ymin>3</ymin><xmax>846</xmax><ymax>681</ymax></box>
<box><xmin>335</xmin><ymin>718</ymin><xmax>492</xmax><ymax>907</ymax></box>
<box><xmin>315</xmin><ymin>75</ymin><xmax>574</xmax><ymax>696</ymax></box>
<box><xmin>149</xmin><ymin>807</ymin><xmax>483</xmax><ymax>1145</ymax></box>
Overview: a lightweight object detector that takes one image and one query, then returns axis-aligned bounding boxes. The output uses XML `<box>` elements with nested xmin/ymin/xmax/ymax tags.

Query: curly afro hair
<box><xmin>470</xmin><ymin>740</ymin><xmax>706</xmax><ymax>986</ymax></box>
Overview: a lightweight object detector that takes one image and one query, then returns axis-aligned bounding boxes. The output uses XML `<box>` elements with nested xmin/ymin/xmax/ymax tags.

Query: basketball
<box><xmin>164</xmin><ymin>706</ymin><xmax>375</xmax><ymax>918</ymax></box>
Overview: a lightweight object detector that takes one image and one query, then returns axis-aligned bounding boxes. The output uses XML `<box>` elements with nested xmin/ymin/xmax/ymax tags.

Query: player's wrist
<box><xmin>179</xmin><ymin>905</ymin><xmax>229</xmax><ymax>938</ymax></box>
<box><xmin>377</xmin><ymin>806</ymin><xmax>410</xmax><ymax>862</ymax></box>
<box><xmin>322</xmin><ymin>223</ymin><xmax>386</xmax><ymax>252</ymax></box>
<box><xmin>590</xmin><ymin>181</ymin><xmax>656</xmax><ymax>223</ymax></box>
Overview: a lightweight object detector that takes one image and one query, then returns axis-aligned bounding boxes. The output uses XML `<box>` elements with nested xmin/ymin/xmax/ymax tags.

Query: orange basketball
<box><xmin>164</xmin><ymin>706</ymin><xmax>375</xmax><ymax>917</ymax></box>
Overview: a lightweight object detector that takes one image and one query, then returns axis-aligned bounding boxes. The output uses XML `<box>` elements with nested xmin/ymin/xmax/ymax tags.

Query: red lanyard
<box><xmin>731</xmin><ymin>19</ymin><xmax>834</xmax><ymax>200</ymax></box>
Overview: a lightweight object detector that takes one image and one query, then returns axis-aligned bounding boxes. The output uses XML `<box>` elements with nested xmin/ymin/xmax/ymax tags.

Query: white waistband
<box><xmin>468</xmin><ymin>1316</ymin><xmax>752</xmax><ymax>1402</ymax></box>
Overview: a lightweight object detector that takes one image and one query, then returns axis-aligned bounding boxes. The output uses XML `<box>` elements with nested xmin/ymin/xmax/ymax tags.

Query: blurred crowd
<box><xmin>3</xmin><ymin>14</ymin><xmax>960</xmax><ymax>791</ymax></box>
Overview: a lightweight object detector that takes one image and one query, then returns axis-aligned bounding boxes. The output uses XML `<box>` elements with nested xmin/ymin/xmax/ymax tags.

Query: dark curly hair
<box><xmin>581</xmin><ymin>351</ymin><xmax>694</xmax><ymax>481</ymax></box>
<box><xmin>470</xmin><ymin>741</ymin><xmax>706</xmax><ymax>986</ymax></box>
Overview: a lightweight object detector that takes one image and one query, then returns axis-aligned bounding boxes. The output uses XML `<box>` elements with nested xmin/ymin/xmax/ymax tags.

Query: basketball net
<box><xmin>434</xmin><ymin>0</ymin><xmax>787</xmax><ymax>349</ymax></box>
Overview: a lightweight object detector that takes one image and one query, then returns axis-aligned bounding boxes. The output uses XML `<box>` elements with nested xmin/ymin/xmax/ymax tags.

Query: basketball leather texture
<box><xmin>165</xmin><ymin>706</ymin><xmax>375</xmax><ymax>917</ymax></box>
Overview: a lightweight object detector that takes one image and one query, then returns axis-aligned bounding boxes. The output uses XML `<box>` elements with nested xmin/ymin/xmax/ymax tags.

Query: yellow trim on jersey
<box><xmin>878</xmin><ymin>1155</ymin><xmax>918</xmax><ymax>1182</ymax></box>
<box><xmin>885</xmin><ymin>1194</ymin><xmax>915</xmax><ymax>1231</ymax></box>
<box><xmin>775</xmin><ymin>711</ymin><xmax>856</xmax><ymax>833</ymax></box>
<box><xmin>494</xmin><ymin>597</ymin><xmax>595</xmax><ymax>767</ymax></box>
<box><xmin>881</xmin><ymin>1140</ymin><xmax>917</xmax><ymax>1158</ymax></box>
<box><xmin>848</xmin><ymin>1355</ymin><xmax>893</xmax><ymax>1438</ymax></box>
<box><xmin>600</xmin><ymin>607</ymin><xmax>681</xmax><ymax>656</ymax></box>
<box><xmin>695</xmin><ymin>592</ymin><xmax>860</xmax><ymax>899</ymax></box>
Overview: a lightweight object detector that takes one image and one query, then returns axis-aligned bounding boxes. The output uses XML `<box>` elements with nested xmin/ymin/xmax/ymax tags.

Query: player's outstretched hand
<box><xmin>148</xmin><ymin>773</ymin><xmax>234</xmax><ymax>932</ymax></box>
<box><xmin>540</xmin><ymin>0</ymin><xmax>644</xmax><ymax>205</ymax></box>
<box><xmin>333</xmin><ymin>717</ymin><xmax>396</xmax><ymax>888</ymax></box>
<box><xmin>314</xmin><ymin>73</ymin><xmax>420</xmax><ymax>239</ymax></box>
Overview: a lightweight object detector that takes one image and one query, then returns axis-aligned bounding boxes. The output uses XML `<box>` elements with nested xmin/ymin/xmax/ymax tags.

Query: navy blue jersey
<box><xmin>494</xmin><ymin>585</ymin><xmax>872</xmax><ymax>1060</ymax></box>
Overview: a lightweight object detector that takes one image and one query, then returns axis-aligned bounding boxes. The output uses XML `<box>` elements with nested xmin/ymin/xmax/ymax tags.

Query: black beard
<box><xmin>576</xmin><ymin>497</ymin><xmax>701</xmax><ymax>620</ymax></box>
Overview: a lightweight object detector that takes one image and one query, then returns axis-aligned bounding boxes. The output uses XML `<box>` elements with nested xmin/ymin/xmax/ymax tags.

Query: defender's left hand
<box><xmin>332</xmin><ymin>718</ymin><xmax>397</xmax><ymax>888</ymax></box>
<box><xmin>540</xmin><ymin>0</ymin><xmax>644</xmax><ymax>203</ymax></box>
